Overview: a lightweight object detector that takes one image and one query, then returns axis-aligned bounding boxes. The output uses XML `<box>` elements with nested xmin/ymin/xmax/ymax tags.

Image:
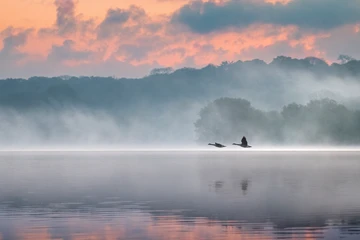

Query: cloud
<box><xmin>314</xmin><ymin>25</ymin><xmax>360</xmax><ymax>61</ymax></box>
<box><xmin>97</xmin><ymin>5</ymin><xmax>147</xmax><ymax>39</ymax></box>
<box><xmin>1</xmin><ymin>0</ymin><xmax>360</xmax><ymax>78</ymax></box>
<box><xmin>0</xmin><ymin>28</ymin><xmax>33</xmax><ymax>61</ymax></box>
<box><xmin>47</xmin><ymin>39</ymin><xmax>91</xmax><ymax>62</ymax></box>
<box><xmin>97</xmin><ymin>9</ymin><xmax>130</xmax><ymax>39</ymax></box>
<box><xmin>172</xmin><ymin>0</ymin><xmax>360</xmax><ymax>34</ymax></box>
<box><xmin>118</xmin><ymin>44</ymin><xmax>150</xmax><ymax>61</ymax></box>
<box><xmin>38</xmin><ymin>0</ymin><xmax>94</xmax><ymax>37</ymax></box>
<box><xmin>55</xmin><ymin>0</ymin><xmax>77</xmax><ymax>35</ymax></box>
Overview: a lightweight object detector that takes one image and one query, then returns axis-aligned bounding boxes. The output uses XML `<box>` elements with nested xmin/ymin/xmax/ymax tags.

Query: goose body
<box><xmin>233</xmin><ymin>143</ymin><xmax>252</xmax><ymax>148</ymax></box>
<box><xmin>233</xmin><ymin>136</ymin><xmax>252</xmax><ymax>148</ymax></box>
<box><xmin>208</xmin><ymin>142</ymin><xmax>226</xmax><ymax>148</ymax></box>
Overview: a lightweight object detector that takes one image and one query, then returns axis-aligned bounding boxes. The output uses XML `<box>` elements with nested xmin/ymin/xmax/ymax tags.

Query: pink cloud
<box><xmin>0</xmin><ymin>0</ymin><xmax>359</xmax><ymax>78</ymax></box>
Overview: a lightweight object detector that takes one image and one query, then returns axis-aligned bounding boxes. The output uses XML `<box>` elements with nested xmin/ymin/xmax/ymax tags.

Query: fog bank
<box><xmin>1</xmin><ymin>56</ymin><xmax>360</xmax><ymax>147</ymax></box>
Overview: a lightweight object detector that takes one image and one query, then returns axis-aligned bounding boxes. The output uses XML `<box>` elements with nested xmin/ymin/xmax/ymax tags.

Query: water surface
<box><xmin>1</xmin><ymin>151</ymin><xmax>360</xmax><ymax>239</ymax></box>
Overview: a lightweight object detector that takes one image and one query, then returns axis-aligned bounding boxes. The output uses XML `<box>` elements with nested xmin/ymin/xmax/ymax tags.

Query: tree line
<box><xmin>195</xmin><ymin>98</ymin><xmax>360</xmax><ymax>145</ymax></box>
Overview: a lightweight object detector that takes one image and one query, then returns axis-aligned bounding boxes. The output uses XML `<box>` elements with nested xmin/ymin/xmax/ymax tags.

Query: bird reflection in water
<box><xmin>209</xmin><ymin>179</ymin><xmax>250</xmax><ymax>195</ymax></box>
<box><xmin>241</xmin><ymin>179</ymin><xmax>250</xmax><ymax>195</ymax></box>
<box><xmin>214</xmin><ymin>180</ymin><xmax>224</xmax><ymax>192</ymax></box>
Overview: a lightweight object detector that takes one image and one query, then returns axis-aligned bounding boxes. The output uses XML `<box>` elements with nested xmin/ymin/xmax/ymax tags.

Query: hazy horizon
<box><xmin>0</xmin><ymin>56</ymin><xmax>359</xmax><ymax>147</ymax></box>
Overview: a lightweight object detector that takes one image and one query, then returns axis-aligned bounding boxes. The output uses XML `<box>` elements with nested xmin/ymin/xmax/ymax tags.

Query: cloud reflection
<box><xmin>9</xmin><ymin>212</ymin><xmax>328</xmax><ymax>240</ymax></box>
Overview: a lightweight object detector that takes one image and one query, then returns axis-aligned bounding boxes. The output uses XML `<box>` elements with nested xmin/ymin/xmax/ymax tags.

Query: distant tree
<box><xmin>338</xmin><ymin>55</ymin><xmax>355</xmax><ymax>64</ymax></box>
<box><xmin>194</xmin><ymin>98</ymin><xmax>268</xmax><ymax>143</ymax></box>
<box><xmin>149</xmin><ymin>67</ymin><xmax>174</xmax><ymax>75</ymax></box>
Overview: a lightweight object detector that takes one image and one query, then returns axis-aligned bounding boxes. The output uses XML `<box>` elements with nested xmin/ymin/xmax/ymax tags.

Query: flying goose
<box><xmin>208</xmin><ymin>142</ymin><xmax>226</xmax><ymax>148</ymax></box>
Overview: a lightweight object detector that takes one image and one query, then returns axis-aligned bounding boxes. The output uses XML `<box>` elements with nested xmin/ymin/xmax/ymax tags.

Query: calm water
<box><xmin>1</xmin><ymin>151</ymin><xmax>360</xmax><ymax>239</ymax></box>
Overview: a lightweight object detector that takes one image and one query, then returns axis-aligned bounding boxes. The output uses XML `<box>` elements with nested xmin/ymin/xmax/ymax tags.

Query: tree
<box><xmin>194</xmin><ymin>98</ymin><xmax>268</xmax><ymax>143</ymax></box>
<box><xmin>195</xmin><ymin>98</ymin><xmax>360</xmax><ymax>145</ymax></box>
<box><xmin>338</xmin><ymin>55</ymin><xmax>355</xmax><ymax>64</ymax></box>
<box><xmin>149</xmin><ymin>67</ymin><xmax>174</xmax><ymax>75</ymax></box>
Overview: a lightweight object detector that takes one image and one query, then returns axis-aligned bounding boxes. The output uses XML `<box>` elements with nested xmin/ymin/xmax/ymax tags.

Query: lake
<box><xmin>1</xmin><ymin>151</ymin><xmax>360</xmax><ymax>239</ymax></box>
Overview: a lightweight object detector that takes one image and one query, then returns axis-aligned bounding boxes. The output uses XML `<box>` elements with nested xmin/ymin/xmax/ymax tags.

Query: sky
<box><xmin>1</xmin><ymin>0</ymin><xmax>360</xmax><ymax>78</ymax></box>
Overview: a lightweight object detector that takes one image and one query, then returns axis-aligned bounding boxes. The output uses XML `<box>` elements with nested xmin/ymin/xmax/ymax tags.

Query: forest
<box><xmin>0</xmin><ymin>56</ymin><xmax>359</xmax><ymax>146</ymax></box>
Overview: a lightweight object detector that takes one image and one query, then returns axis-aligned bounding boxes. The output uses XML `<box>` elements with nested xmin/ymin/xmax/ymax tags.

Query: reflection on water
<box><xmin>1</xmin><ymin>151</ymin><xmax>360</xmax><ymax>239</ymax></box>
<box><xmin>241</xmin><ymin>179</ymin><xmax>249</xmax><ymax>195</ymax></box>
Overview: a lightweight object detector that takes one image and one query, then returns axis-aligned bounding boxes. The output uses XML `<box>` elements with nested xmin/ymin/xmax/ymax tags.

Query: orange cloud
<box><xmin>1</xmin><ymin>0</ymin><xmax>359</xmax><ymax>78</ymax></box>
<box><xmin>125</xmin><ymin>23</ymin><xmax>326</xmax><ymax>68</ymax></box>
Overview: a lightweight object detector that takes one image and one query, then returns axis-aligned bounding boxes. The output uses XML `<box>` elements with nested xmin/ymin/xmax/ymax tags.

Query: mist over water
<box><xmin>1</xmin><ymin>151</ymin><xmax>360</xmax><ymax>239</ymax></box>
